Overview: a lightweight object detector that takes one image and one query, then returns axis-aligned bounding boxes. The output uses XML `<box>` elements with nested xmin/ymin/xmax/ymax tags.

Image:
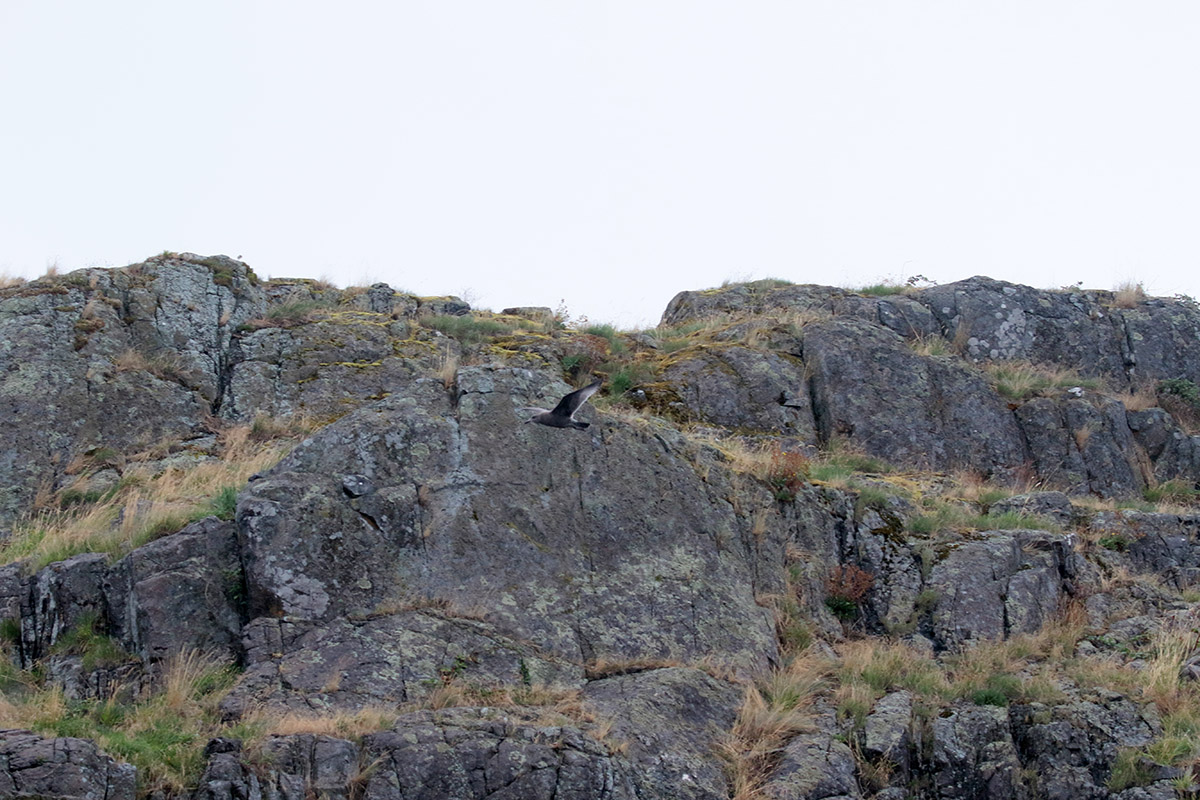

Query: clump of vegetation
<box><xmin>721</xmin><ymin>651</ymin><xmax>829</xmax><ymax>800</ymax></box>
<box><xmin>766</xmin><ymin>447</ymin><xmax>809</xmax><ymax>503</ymax></box>
<box><xmin>1157</xmin><ymin>378</ymin><xmax>1200</xmax><ymax>432</ymax></box>
<box><xmin>1112</xmin><ymin>280</ymin><xmax>1147</xmax><ymax>309</ymax></box>
<box><xmin>423</xmin><ymin>314</ymin><xmax>513</xmax><ymax>346</ymax></box>
<box><xmin>1143</xmin><ymin>479</ymin><xmax>1200</xmax><ymax>507</ymax></box>
<box><xmin>984</xmin><ymin>361</ymin><xmax>1101</xmax><ymax>401</ymax></box>
<box><xmin>49</xmin><ymin>612</ymin><xmax>133</xmax><ymax>671</ymax></box>
<box><xmin>0</xmin><ymin>419</ymin><xmax>313</xmax><ymax>569</ymax></box>
<box><xmin>905</xmin><ymin>503</ymin><xmax>1054</xmax><ymax>536</ymax></box>
<box><xmin>0</xmin><ymin>650</ymin><xmax>242</xmax><ymax>795</ymax></box>
<box><xmin>824</xmin><ymin>564</ymin><xmax>874</xmax><ymax>621</ymax></box>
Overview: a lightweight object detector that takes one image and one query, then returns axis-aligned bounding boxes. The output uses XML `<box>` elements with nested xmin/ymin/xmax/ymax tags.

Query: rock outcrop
<box><xmin>2</xmin><ymin>262</ymin><xmax>1200</xmax><ymax>799</ymax></box>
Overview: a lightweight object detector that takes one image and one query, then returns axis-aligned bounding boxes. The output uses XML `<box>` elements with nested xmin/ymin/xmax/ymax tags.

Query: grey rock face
<box><xmin>1090</xmin><ymin>510</ymin><xmax>1200</xmax><ymax>588</ymax></box>
<box><xmin>931</xmin><ymin>703</ymin><xmax>1027</xmax><ymax>800</ymax></box>
<box><xmin>0</xmin><ymin>256</ymin><xmax>263</xmax><ymax>526</ymax></box>
<box><xmin>803</xmin><ymin>318</ymin><xmax>1027</xmax><ymax>476</ymax></box>
<box><xmin>928</xmin><ymin>531</ymin><xmax>1075</xmax><ymax>649</ymax></box>
<box><xmin>103</xmin><ymin>517</ymin><xmax>243</xmax><ymax>665</ymax></box>
<box><xmin>222</xmin><ymin>313</ymin><xmax>422</xmax><ymax>422</ymax></box>
<box><xmin>1014</xmin><ymin>691</ymin><xmax>1160</xmax><ymax>800</ymax></box>
<box><xmin>0</xmin><ymin>728</ymin><xmax>137</xmax><ymax>800</ymax></box>
<box><xmin>583</xmin><ymin>668</ymin><xmax>741</xmax><ymax>800</ymax></box>
<box><xmin>864</xmin><ymin>690</ymin><xmax>914</xmax><ymax>769</ymax></box>
<box><xmin>232</xmin><ymin>367</ymin><xmax>777</xmax><ymax>709</ymax></box>
<box><xmin>762</xmin><ymin>728</ymin><xmax>863</xmax><ymax>800</ymax></box>
<box><xmin>657</xmin><ymin>343</ymin><xmax>816</xmax><ymax>440</ymax></box>
<box><xmin>18</xmin><ymin>553</ymin><xmax>110</xmax><ymax>666</ymax></box>
<box><xmin>1015</xmin><ymin>397</ymin><xmax>1143</xmax><ymax>497</ymax></box>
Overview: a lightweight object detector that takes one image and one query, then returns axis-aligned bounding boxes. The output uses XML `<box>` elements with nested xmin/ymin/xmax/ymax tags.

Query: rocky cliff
<box><xmin>2</xmin><ymin>256</ymin><xmax>1200</xmax><ymax>799</ymax></box>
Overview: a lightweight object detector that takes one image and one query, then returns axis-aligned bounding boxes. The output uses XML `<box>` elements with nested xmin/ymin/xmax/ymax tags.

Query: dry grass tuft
<box><xmin>1</xmin><ymin>418</ymin><xmax>313</xmax><ymax>569</ymax></box>
<box><xmin>1114</xmin><ymin>281</ymin><xmax>1147</xmax><ymax>309</ymax></box>
<box><xmin>260</xmin><ymin>705</ymin><xmax>400</xmax><ymax>738</ymax></box>
<box><xmin>722</xmin><ymin>650</ymin><xmax>830</xmax><ymax>800</ymax></box>
<box><xmin>0</xmin><ymin>273</ymin><xmax>27</xmax><ymax>290</ymax></box>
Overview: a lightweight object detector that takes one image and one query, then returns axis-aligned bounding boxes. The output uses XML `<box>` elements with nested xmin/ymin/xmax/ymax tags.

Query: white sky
<box><xmin>3</xmin><ymin>2</ymin><xmax>1199</xmax><ymax>329</ymax></box>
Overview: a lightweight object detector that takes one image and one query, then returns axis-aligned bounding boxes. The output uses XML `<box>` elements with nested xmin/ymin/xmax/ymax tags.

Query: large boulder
<box><xmin>232</xmin><ymin>366</ymin><xmax>778</xmax><ymax>709</ymax></box>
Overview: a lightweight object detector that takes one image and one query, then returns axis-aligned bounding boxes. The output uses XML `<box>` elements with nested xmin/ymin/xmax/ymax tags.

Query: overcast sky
<box><xmin>3</xmin><ymin>2</ymin><xmax>1199</xmax><ymax>328</ymax></box>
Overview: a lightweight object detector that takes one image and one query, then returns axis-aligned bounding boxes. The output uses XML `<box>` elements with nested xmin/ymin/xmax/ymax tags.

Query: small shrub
<box><xmin>767</xmin><ymin>447</ymin><xmax>809</xmax><ymax>502</ymax></box>
<box><xmin>825</xmin><ymin>564</ymin><xmax>874</xmax><ymax>621</ymax></box>
<box><xmin>1099</xmin><ymin>533</ymin><xmax>1130</xmax><ymax>552</ymax></box>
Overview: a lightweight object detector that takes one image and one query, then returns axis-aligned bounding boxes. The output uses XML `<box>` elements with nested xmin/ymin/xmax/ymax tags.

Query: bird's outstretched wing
<box><xmin>549</xmin><ymin>379</ymin><xmax>602</xmax><ymax>419</ymax></box>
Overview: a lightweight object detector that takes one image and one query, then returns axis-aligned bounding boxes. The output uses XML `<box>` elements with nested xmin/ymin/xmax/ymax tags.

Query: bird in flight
<box><xmin>521</xmin><ymin>379</ymin><xmax>602</xmax><ymax>430</ymax></box>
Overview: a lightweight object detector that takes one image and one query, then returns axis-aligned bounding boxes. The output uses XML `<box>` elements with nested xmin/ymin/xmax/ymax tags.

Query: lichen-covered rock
<box><xmin>761</xmin><ymin>727</ymin><xmax>863</xmax><ymax>800</ymax></box>
<box><xmin>0</xmin><ymin>255</ymin><xmax>263</xmax><ymax>526</ymax></box>
<box><xmin>221</xmin><ymin>312</ymin><xmax>424</xmax><ymax>422</ymax></box>
<box><xmin>928</xmin><ymin>531</ymin><xmax>1075</xmax><ymax>649</ymax></box>
<box><xmin>931</xmin><ymin>703</ymin><xmax>1028</xmax><ymax>800</ymax></box>
<box><xmin>1089</xmin><ymin>510</ymin><xmax>1200</xmax><ymax>588</ymax></box>
<box><xmin>0</xmin><ymin>728</ymin><xmax>137</xmax><ymax>800</ymax></box>
<box><xmin>864</xmin><ymin>690</ymin><xmax>914</xmax><ymax>770</ymax></box>
<box><xmin>803</xmin><ymin>318</ymin><xmax>1027</xmax><ymax>476</ymax></box>
<box><xmin>1015</xmin><ymin>397</ymin><xmax>1143</xmax><ymax>497</ymax></box>
<box><xmin>103</xmin><ymin>517</ymin><xmax>243</xmax><ymax>665</ymax></box>
<box><xmin>583</xmin><ymin>668</ymin><xmax>741</xmax><ymax>800</ymax></box>
<box><xmin>232</xmin><ymin>367</ymin><xmax>777</xmax><ymax>710</ymax></box>
<box><xmin>656</xmin><ymin>343</ymin><xmax>816</xmax><ymax>440</ymax></box>
<box><xmin>362</xmin><ymin>709</ymin><xmax>638</xmax><ymax>800</ymax></box>
<box><xmin>1013</xmin><ymin>690</ymin><xmax>1161</xmax><ymax>800</ymax></box>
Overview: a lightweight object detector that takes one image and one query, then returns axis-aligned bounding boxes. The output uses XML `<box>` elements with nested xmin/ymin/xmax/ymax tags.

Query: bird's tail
<box><xmin>573</xmin><ymin>421</ymin><xmax>590</xmax><ymax>430</ymax></box>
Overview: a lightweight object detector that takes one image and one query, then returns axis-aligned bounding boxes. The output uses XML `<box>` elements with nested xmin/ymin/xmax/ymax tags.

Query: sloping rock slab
<box><xmin>234</xmin><ymin>367</ymin><xmax>776</xmax><ymax>709</ymax></box>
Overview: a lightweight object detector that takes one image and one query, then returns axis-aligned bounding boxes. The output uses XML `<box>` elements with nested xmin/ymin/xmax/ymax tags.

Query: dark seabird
<box><xmin>521</xmin><ymin>379</ymin><xmax>602</xmax><ymax>430</ymax></box>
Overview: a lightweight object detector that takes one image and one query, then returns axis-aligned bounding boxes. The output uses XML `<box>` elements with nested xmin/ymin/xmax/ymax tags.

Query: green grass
<box><xmin>582</xmin><ymin>323</ymin><xmax>628</xmax><ymax>354</ymax></box>
<box><xmin>906</xmin><ymin>504</ymin><xmax>1054</xmax><ymax>535</ymax></box>
<box><xmin>984</xmin><ymin>361</ymin><xmax>1102</xmax><ymax>401</ymax></box>
<box><xmin>1144</xmin><ymin>479</ymin><xmax>1200</xmax><ymax>506</ymax></box>
<box><xmin>49</xmin><ymin>612</ymin><xmax>133</xmax><ymax>670</ymax></box>
<box><xmin>855</xmin><ymin>283</ymin><xmax>906</xmax><ymax>296</ymax></box>
<box><xmin>424</xmin><ymin>314</ymin><xmax>513</xmax><ymax>346</ymax></box>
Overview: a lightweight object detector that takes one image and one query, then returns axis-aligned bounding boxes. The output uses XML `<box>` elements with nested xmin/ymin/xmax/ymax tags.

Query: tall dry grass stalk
<box><xmin>1114</xmin><ymin>281</ymin><xmax>1147</xmax><ymax>309</ymax></box>
<box><xmin>722</xmin><ymin>650</ymin><xmax>829</xmax><ymax>800</ymax></box>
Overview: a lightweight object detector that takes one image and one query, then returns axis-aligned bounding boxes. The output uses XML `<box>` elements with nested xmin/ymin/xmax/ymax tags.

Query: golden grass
<box><xmin>0</xmin><ymin>273</ymin><xmax>27</xmax><ymax>290</ymax></box>
<box><xmin>0</xmin><ymin>421</ymin><xmax>310</xmax><ymax>569</ymax></box>
<box><xmin>1115</xmin><ymin>386</ymin><xmax>1160</xmax><ymax>412</ymax></box>
<box><xmin>1114</xmin><ymin>281</ymin><xmax>1147</xmax><ymax>309</ymax></box>
<box><xmin>259</xmin><ymin>706</ymin><xmax>400</xmax><ymax>738</ymax></box>
<box><xmin>722</xmin><ymin>650</ymin><xmax>830</xmax><ymax>800</ymax></box>
<box><xmin>435</xmin><ymin>344</ymin><xmax>459</xmax><ymax>389</ymax></box>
